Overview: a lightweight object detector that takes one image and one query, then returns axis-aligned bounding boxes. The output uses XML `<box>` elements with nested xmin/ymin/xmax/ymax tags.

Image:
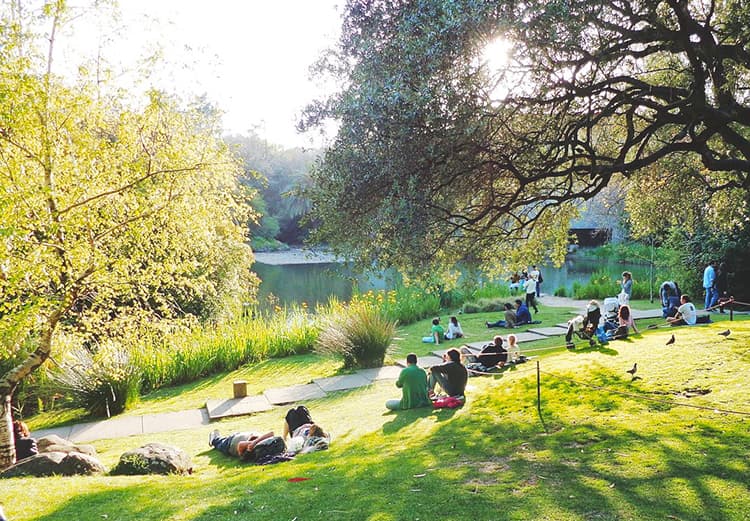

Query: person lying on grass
<box><xmin>427</xmin><ymin>348</ymin><xmax>468</xmax><ymax>398</ymax></box>
<box><xmin>486</xmin><ymin>303</ymin><xmax>516</xmax><ymax>328</ymax></box>
<box><xmin>461</xmin><ymin>336</ymin><xmax>508</xmax><ymax>375</ymax></box>
<box><xmin>209</xmin><ymin>429</ymin><xmax>275</xmax><ymax>459</ymax></box>
<box><xmin>385</xmin><ymin>353</ymin><xmax>431</xmax><ymax>411</ymax></box>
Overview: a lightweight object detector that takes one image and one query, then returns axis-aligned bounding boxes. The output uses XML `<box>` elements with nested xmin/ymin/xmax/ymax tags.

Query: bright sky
<box><xmin>60</xmin><ymin>1</ymin><xmax>343</xmax><ymax>148</ymax></box>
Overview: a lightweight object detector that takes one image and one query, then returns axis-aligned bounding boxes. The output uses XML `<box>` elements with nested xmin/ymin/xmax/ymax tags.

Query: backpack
<box><xmin>243</xmin><ymin>436</ymin><xmax>286</xmax><ymax>463</ymax></box>
<box><xmin>285</xmin><ymin>405</ymin><xmax>313</xmax><ymax>432</ymax></box>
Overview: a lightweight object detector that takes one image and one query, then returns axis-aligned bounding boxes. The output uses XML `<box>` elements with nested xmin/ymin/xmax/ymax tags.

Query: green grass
<box><xmin>11</xmin><ymin>314</ymin><xmax>750</xmax><ymax>521</ymax></box>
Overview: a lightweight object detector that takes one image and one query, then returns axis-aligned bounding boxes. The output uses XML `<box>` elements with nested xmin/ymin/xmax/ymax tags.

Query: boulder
<box><xmin>37</xmin><ymin>435</ymin><xmax>97</xmax><ymax>456</ymax></box>
<box><xmin>111</xmin><ymin>442</ymin><xmax>192</xmax><ymax>475</ymax></box>
<box><xmin>0</xmin><ymin>451</ymin><xmax>106</xmax><ymax>478</ymax></box>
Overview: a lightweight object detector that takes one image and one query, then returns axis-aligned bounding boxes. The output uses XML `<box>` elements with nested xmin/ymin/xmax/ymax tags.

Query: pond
<box><xmin>252</xmin><ymin>251</ymin><xmax>653</xmax><ymax>310</ymax></box>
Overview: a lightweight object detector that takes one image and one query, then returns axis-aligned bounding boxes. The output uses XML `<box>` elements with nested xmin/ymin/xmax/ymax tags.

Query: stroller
<box><xmin>602</xmin><ymin>297</ymin><xmax>619</xmax><ymax>329</ymax></box>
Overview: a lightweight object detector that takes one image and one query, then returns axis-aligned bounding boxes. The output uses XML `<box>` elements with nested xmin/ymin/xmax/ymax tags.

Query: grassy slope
<box><xmin>6</xmin><ymin>310</ymin><xmax>749</xmax><ymax>521</ymax></box>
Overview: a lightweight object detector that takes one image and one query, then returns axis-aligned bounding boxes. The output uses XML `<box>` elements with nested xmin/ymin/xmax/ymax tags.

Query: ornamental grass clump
<box><xmin>316</xmin><ymin>299</ymin><xmax>396</xmax><ymax>369</ymax></box>
<box><xmin>53</xmin><ymin>344</ymin><xmax>141</xmax><ymax>418</ymax></box>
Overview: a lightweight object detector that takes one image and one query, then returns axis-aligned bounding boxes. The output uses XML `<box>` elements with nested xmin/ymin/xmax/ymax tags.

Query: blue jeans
<box><xmin>705</xmin><ymin>287</ymin><xmax>718</xmax><ymax>310</ymax></box>
<box><xmin>428</xmin><ymin>371</ymin><xmax>450</xmax><ymax>395</ymax></box>
<box><xmin>212</xmin><ymin>434</ymin><xmax>235</xmax><ymax>456</ymax></box>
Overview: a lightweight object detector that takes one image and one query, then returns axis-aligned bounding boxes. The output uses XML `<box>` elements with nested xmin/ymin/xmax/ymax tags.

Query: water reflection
<box><xmin>252</xmin><ymin>255</ymin><xmax>652</xmax><ymax>310</ymax></box>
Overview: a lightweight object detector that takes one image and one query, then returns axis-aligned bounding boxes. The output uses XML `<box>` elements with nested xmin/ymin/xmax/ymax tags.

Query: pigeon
<box><xmin>647</xmin><ymin>324</ymin><xmax>659</xmax><ymax>330</ymax></box>
<box><xmin>665</xmin><ymin>334</ymin><xmax>675</xmax><ymax>345</ymax></box>
<box><xmin>626</xmin><ymin>363</ymin><xmax>637</xmax><ymax>377</ymax></box>
<box><xmin>718</xmin><ymin>329</ymin><xmax>731</xmax><ymax>337</ymax></box>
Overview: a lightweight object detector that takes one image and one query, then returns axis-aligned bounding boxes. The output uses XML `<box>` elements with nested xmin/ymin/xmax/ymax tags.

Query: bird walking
<box><xmin>718</xmin><ymin>329</ymin><xmax>731</xmax><ymax>337</ymax></box>
<box><xmin>626</xmin><ymin>363</ymin><xmax>638</xmax><ymax>377</ymax></box>
<box><xmin>665</xmin><ymin>334</ymin><xmax>675</xmax><ymax>345</ymax></box>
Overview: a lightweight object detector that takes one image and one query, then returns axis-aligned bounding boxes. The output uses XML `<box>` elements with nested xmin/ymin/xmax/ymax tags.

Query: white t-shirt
<box><xmin>445</xmin><ymin>322</ymin><xmax>464</xmax><ymax>339</ymax></box>
<box><xmin>678</xmin><ymin>302</ymin><xmax>697</xmax><ymax>325</ymax></box>
<box><xmin>525</xmin><ymin>278</ymin><xmax>537</xmax><ymax>294</ymax></box>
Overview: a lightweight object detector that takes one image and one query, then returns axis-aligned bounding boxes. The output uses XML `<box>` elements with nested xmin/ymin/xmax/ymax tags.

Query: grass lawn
<box><xmin>7</xmin><ymin>309</ymin><xmax>750</xmax><ymax>521</ymax></box>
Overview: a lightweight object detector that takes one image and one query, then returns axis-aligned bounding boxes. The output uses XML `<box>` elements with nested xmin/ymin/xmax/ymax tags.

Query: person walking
<box><xmin>703</xmin><ymin>261</ymin><xmax>718</xmax><ymax>310</ymax></box>
<box><xmin>524</xmin><ymin>275</ymin><xmax>539</xmax><ymax>314</ymax></box>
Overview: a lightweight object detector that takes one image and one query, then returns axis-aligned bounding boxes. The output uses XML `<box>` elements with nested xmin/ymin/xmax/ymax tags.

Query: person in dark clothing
<box><xmin>462</xmin><ymin>336</ymin><xmax>508</xmax><ymax>367</ymax></box>
<box><xmin>13</xmin><ymin>420</ymin><xmax>38</xmax><ymax>461</ymax></box>
<box><xmin>565</xmin><ymin>300</ymin><xmax>601</xmax><ymax>346</ymax></box>
<box><xmin>716</xmin><ymin>262</ymin><xmax>729</xmax><ymax>313</ymax></box>
<box><xmin>514</xmin><ymin>299</ymin><xmax>533</xmax><ymax>325</ymax></box>
<box><xmin>428</xmin><ymin>348</ymin><xmax>468</xmax><ymax>398</ymax></box>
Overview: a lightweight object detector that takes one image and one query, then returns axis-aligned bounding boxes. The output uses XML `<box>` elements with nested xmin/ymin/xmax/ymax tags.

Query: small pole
<box><xmin>536</xmin><ymin>360</ymin><xmax>541</xmax><ymax>414</ymax></box>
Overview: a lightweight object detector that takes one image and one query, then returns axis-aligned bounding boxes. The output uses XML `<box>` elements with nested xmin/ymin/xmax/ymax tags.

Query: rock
<box><xmin>0</xmin><ymin>451</ymin><xmax>106</xmax><ymax>478</ymax></box>
<box><xmin>111</xmin><ymin>442</ymin><xmax>192</xmax><ymax>476</ymax></box>
<box><xmin>37</xmin><ymin>435</ymin><xmax>97</xmax><ymax>456</ymax></box>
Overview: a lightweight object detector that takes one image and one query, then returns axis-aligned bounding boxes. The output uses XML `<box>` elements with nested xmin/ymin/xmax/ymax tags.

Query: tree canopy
<box><xmin>0</xmin><ymin>1</ymin><xmax>254</xmax><ymax>466</ymax></box>
<box><xmin>302</xmin><ymin>0</ymin><xmax>750</xmax><ymax>274</ymax></box>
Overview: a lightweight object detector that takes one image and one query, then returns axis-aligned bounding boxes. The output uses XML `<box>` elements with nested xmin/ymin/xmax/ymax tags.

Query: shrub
<box><xmin>461</xmin><ymin>297</ymin><xmax>507</xmax><ymax>314</ymax></box>
<box><xmin>53</xmin><ymin>345</ymin><xmax>141</xmax><ymax>418</ymax></box>
<box><xmin>315</xmin><ymin>300</ymin><xmax>396</xmax><ymax>369</ymax></box>
<box><xmin>554</xmin><ymin>286</ymin><xmax>568</xmax><ymax>297</ymax></box>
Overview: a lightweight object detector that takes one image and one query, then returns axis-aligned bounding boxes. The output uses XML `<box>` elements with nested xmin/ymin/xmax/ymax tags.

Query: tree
<box><xmin>0</xmin><ymin>1</ymin><xmax>254</xmax><ymax>467</ymax></box>
<box><xmin>301</xmin><ymin>0</ymin><xmax>750</xmax><ymax>274</ymax></box>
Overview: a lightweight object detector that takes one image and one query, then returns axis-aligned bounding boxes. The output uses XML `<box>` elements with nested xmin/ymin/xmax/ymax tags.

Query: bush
<box><xmin>315</xmin><ymin>300</ymin><xmax>396</xmax><ymax>369</ymax></box>
<box><xmin>460</xmin><ymin>297</ymin><xmax>508</xmax><ymax>314</ymax></box>
<box><xmin>554</xmin><ymin>286</ymin><xmax>568</xmax><ymax>297</ymax></box>
<box><xmin>53</xmin><ymin>345</ymin><xmax>140</xmax><ymax>418</ymax></box>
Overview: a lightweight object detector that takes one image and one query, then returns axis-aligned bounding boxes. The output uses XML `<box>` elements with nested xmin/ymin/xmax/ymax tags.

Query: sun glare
<box><xmin>482</xmin><ymin>37</ymin><xmax>513</xmax><ymax>72</ymax></box>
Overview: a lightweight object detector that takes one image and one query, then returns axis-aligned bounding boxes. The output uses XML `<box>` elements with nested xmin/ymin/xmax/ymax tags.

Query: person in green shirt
<box><xmin>385</xmin><ymin>353</ymin><xmax>431</xmax><ymax>410</ymax></box>
<box><xmin>422</xmin><ymin>317</ymin><xmax>445</xmax><ymax>343</ymax></box>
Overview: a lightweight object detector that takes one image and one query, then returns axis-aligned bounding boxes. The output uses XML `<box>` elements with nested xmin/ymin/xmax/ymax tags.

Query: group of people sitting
<box><xmin>565</xmin><ymin>299</ymin><xmax>639</xmax><ymax>348</ymax></box>
<box><xmin>387</xmin><ymin>333</ymin><xmax>524</xmax><ymax>411</ymax></box>
<box><xmin>485</xmin><ymin>299</ymin><xmax>538</xmax><ymax>329</ymax></box>
<box><xmin>209</xmin><ymin>405</ymin><xmax>330</xmax><ymax>463</ymax></box>
<box><xmin>422</xmin><ymin>316</ymin><xmax>464</xmax><ymax>344</ymax></box>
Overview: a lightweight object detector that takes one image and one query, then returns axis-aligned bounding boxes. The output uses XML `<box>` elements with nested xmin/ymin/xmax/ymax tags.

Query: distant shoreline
<box><xmin>253</xmin><ymin>248</ymin><xmax>344</xmax><ymax>266</ymax></box>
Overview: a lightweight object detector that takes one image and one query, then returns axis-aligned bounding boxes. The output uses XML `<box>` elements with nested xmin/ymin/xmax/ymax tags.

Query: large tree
<box><xmin>302</xmin><ymin>0</ymin><xmax>750</xmax><ymax>274</ymax></box>
<box><xmin>0</xmin><ymin>1</ymin><xmax>254</xmax><ymax>467</ymax></box>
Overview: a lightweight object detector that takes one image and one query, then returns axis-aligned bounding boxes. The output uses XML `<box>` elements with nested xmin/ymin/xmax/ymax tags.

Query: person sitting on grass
<box><xmin>444</xmin><ymin>316</ymin><xmax>464</xmax><ymax>340</ymax></box>
<box><xmin>13</xmin><ymin>420</ymin><xmax>38</xmax><ymax>461</ymax></box>
<box><xmin>385</xmin><ymin>353</ymin><xmax>431</xmax><ymax>411</ymax></box>
<box><xmin>565</xmin><ymin>300</ymin><xmax>601</xmax><ymax>348</ymax></box>
<box><xmin>507</xmin><ymin>334</ymin><xmax>520</xmax><ymax>363</ymax></box>
<box><xmin>428</xmin><ymin>348</ymin><xmax>468</xmax><ymax>398</ymax></box>
<box><xmin>667</xmin><ymin>294</ymin><xmax>697</xmax><ymax>326</ymax></box>
<box><xmin>514</xmin><ymin>299</ymin><xmax>539</xmax><ymax>326</ymax></box>
<box><xmin>607</xmin><ymin>304</ymin><xmax>638</xmax><ymax>340</ymax></box>
<box><xmin>486</xmin><ymin>303</ymin><xmax>517</xmax><ymax>328</ymax></box>
<box><xmin>422</xmin><ymin>317</ymin><xmax>444</xmax><ymax>343</ymax></box>
<box><xmin>209</xmin><ymin>429</ymin><xmax>275</xmax><ymax>459</ymax></box>
<box><xmin>461</xmin><ymin>335</ymin><xmax>508</xmax><ymax>374</ymax></box>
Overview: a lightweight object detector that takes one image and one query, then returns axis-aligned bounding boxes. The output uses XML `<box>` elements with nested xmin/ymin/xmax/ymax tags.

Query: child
<box><xmin>507</xmin><ymin>334</ymin><xmax>520</xmax><ymax>363</ymax></box>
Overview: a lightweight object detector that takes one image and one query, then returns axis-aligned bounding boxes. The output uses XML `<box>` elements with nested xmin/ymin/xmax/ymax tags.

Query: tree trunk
<box><xmin>0</xmin><ymin>395</ymin><xmax>15</xmax><ymax>470</ymax></box>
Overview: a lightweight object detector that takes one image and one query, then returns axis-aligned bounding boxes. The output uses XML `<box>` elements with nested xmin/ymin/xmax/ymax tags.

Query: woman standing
<box><xmin>620</xmin><ymin>271</ymin><xmax>633</xmax><ymax>305</ymax></box>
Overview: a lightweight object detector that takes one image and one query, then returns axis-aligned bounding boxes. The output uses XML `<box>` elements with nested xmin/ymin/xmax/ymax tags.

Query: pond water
<box><xmin>252</xmin><ymin>253</ymin><xmax>653</xmax><ymax>310</ymax></box>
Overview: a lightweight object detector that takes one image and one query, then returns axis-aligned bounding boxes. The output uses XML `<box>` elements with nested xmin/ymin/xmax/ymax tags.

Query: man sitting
<box><xmin>385</xmin><ymin>353</ymin><xmax>431</xmax><ymax>410</ymax></box>
<box><xmin>461</xmin><ymin>336</ymin><xmax>508</xmax><ymax>374</ymax></box>
<box><xmin>486</xmin><ymin>303</ymin><xmax>517</xmax><ymax>328</ymax></box>
<box><xmin>667</xmin><ymin>294</ymin><xmax>697</xmax><ymax>326</ymax></box>
<box><xmin>514</xmin><ymin>299</ymin><xmax>534</xmax><ymax>326</ymax></box>
<box><xmin>428</xmin><ymin>348</ymin><xmax>468</xmax><ymax>398</ymax></box>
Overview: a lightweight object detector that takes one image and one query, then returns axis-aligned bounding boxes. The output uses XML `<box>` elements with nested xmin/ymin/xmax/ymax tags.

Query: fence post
<box><xmin>536</xmin><ymin>360</ymin><xmax>541</xmax><ymax>414</ymax></box>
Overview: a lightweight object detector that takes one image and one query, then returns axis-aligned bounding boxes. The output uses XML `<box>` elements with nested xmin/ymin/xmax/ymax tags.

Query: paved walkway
<box><xmin>33</xmin><ymin>295</ymin><xmax>664</xmax><ymax>443</ymax></box>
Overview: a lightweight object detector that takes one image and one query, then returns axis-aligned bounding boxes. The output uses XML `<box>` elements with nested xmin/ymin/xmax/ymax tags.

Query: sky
<box><xmin>59</xmin><ymin>1</ymin><xmax>344</xmax><ymax>148</ymax></box>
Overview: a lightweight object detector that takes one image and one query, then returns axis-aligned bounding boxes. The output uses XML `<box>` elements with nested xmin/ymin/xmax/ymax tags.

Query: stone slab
<box><xmin>205</xmin><ymin>395</ymin><xmax>274</xmax><ymax>420</ymax></box>
<box><xmin>264</xmin><ymin>383</ymin><xmax>327</xmax><ymax>405</ymax></box>
<box><xmin>396</xmin><ymin>354</ymin><xmax>444</xmax><ymax>368</ymax></box>
<box><xmin>31</xmin><ymin>425</ymin><xmax>74</xmax><ymax>442</ymax></box>
<box><xmin>557</xmin><ymin>322</ymin><xmax>572</xmax><ymax>328</ymax></box>
<box><xmin>143</xmin><ymin>409</ymin><xmax>209</xmax><ymax>431</ymax></box>
<box><xmin>527</xmin><ymin>326</ymin><xmax>568</xmax><ymax>336</ymax></box>
<box><xmin>313</xmin><ymin>374</ymin><xmax>372</xmax><ymax>393</ymax></box>
<box><xmin>68</xmin><ymin>415</ymin><xmax>144</xmax><ymax>443</ymax></box>
<box><xmin>632</xmin><ymin>309</ymin><xmax>663</xmax><ymax>319</ymax></box>
<box><xmin>357</xmin><ymin>366</ymin><xmax>403</xmax><ymax>381</ymax></box>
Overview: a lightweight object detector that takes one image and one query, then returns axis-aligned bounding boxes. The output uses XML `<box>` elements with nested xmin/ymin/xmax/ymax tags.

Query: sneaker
<box><xmin>209</xmin><ymin>429</ymin><xmax>220</xmax><ymax>447</ymax></box>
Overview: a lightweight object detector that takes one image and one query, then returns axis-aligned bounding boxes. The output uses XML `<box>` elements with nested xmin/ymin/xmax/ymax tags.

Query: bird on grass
<box><xmin>626</xmin><ymin>363</ymin><xmax>638</xmax><ymax>377</ymax></box>
<box><xmin>665</xmin><ymin>334</ymin><xmax>675</xmax><ymax>345</ymax></box>
<box><xmin>718</xmin><ymin>329</ymin><xmax>731</xmax><ymax>337</ymax></box>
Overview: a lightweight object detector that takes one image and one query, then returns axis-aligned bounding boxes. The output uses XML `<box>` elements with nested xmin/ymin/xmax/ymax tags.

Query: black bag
<box><xmin>285</xmin><ymin>405</ymin><xmax>313</xmax><ymax>432</ymax></box>
<box><xmin>243</xmin><ymin>436</ymin><xmax>286</xmax><ymax>463</ymax></box>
